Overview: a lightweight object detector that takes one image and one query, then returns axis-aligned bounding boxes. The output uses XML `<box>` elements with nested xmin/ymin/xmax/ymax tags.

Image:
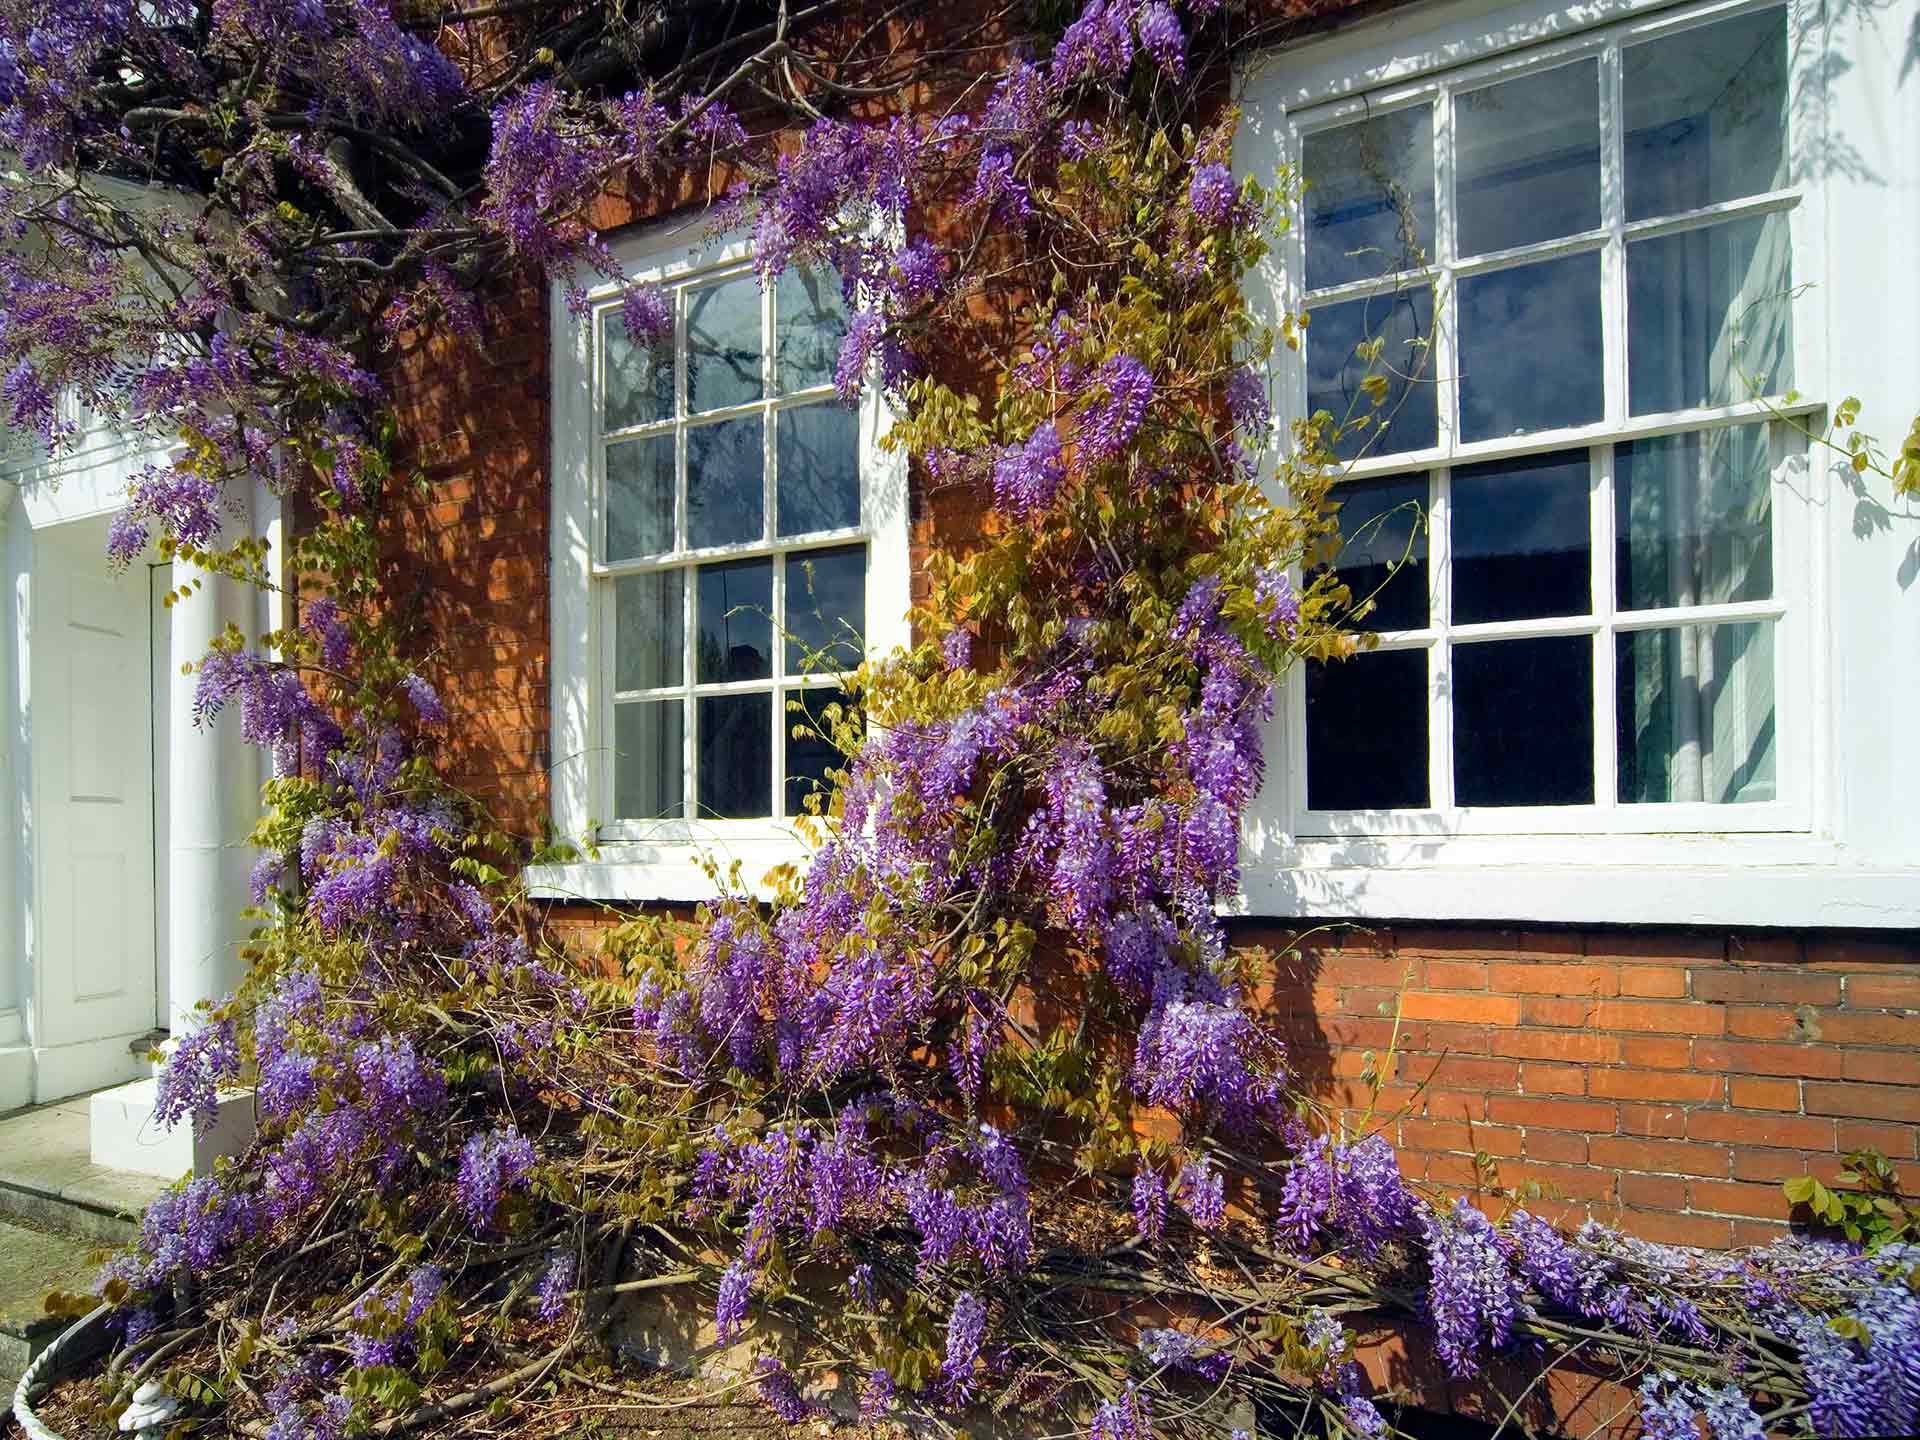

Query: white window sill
<box><xmin>528</xmin><ymin>831</ymin><xmax>1920</xmax><ymax>928</ymax></box>
<box><xmin>524</xmin><ymin>834</ymin><xmax>814</xmax><ymax>904</ymax></box>
<box><xmin>1235</xmin><ymin>833</ymin><xmax>1920</xmax><ymax>928</ymax></box>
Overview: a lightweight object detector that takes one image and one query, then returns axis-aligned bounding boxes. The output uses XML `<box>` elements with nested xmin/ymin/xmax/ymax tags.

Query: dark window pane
<box><xmin>615</xmin><ymin>572</ymin><xmax>683</xmax><ymax>692</ymax></box>
<box><xmin>777</xmin><ymin>403</ymin><xmax>861</xmax><ymax>536</ymax></box>
<box><xmin>687</xmin><ymin>276</ymin><xmax>763</xmax><ymax>412</ymax></box>
<box><xmin>1624</xmin><ymin>7</ymin><xmax>1787</xmax><ymax>221</ymax></box>
<box><xmin>698</xmin><ymin>692</ymin><xmax>772</xmax><ymax>819</ymax></box>
<box><xmin>697</xmin><ymin>558</ymin><xmax>773</xmax><ymax>683</ymax></box>
<box><xmin>786</xmin><ymin>545</ymin><xmax>866</xmax><ymax>674</ymax></box>
<box><xmin>1618</xmin><ymin>623</ymin><xmax>1776</xmax><ymax>804</ymax></box>
<box><xmin>1306</xmin><ymin>287</ymin><xmax>1438</xmax><ymax>460</ymax></box>
<box><xmin>606</xmin><ymin>435</ymin><xmax>675</xmax><ymax>560</ymax></box>
<box><xmin>603</xmin><ymin>309</ymin><xmax>673</xmax><ymax>431</ymax></box>
<box><xmin>1616</xmin><ymin>426</ymin><xmax>1773</xmax><ymax>611</ymax></box>
<box><xmin>1324</xmin><ymin>478</ymin><xmax>1428</xmax><ymax>631</ymax></box>
<box><xmin>1456</xmin><ymin>60</ymin><xmax>1601</xmax><ymax>256</ymax></box>
<box><xmin>1627</xmin><ymin>214</ymin><xmax>1793</xmax><ymax>415</ymax></box>
<box><xmin>614</xmin><ymin>700</ymin><xmax>683</xmax><ymax>820</ymax></box>
<box><xmin>1303</xmin><ymin>107</ymin><xmax>1435</xmax><ymax>290</ymax></box>
<box><xmin>1453</xmin><ymin>636</ymin><xmax>1594</xmax><ymax>806</ymax></box>
<box><xmin>1305</xmin><ymin>648</ymin><xmax>1429</xmax><ymax>810</ymax></box>
<box><xmin>687</xmin><ymin>417</ymin><xmax>764</xmax><ymax>549</ymax></box>
<box><xmin>1451</xmin><ymin>450</ymin><xmax>1592</xmax><ymax>624</ymax></box>
<box><xmin>777</xmin><ymin>265</ymin><xmax>847</xmax><ymax>394</ymax></box>
<box><xmin>784</xmin><ymin>685</ymin><xmax>854</xmax><ymax>816</ymax></box>
<box><xmin>1459</xmin><ymin>252</ymin><xmax>1603</xmax><ymax>441</ymax></box>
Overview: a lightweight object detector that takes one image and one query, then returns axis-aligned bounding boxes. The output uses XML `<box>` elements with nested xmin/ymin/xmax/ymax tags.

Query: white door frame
<box><xmin>0</xmin><ymin>425</ymin><xmax>281</xmax><ymax>1110</ymax></box>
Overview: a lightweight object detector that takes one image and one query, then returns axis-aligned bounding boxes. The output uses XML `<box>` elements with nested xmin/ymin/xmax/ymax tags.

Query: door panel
<box><xmin>34</xmin><ymin>518</ymin><xmax>159</xmax><ymax>1049</ymax></box>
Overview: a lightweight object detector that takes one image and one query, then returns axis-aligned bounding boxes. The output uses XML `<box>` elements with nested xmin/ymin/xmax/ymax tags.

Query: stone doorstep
<box><xmin>0</xmin><ymin>1099</ymin><xmax>170</xmax><ymax>1248</ymax></box>
<box><xmin>0</xmin><ymin>1217</ymin><xmax>105</xmax><ymax>1405</ymax></box>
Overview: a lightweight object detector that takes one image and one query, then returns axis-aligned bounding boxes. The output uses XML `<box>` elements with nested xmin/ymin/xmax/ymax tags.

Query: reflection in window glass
<box><xmin>1325</xmin><ymin>477</ymin><xmax>1428</xmax><ymax>631</ymax></box>
<box><xmin>687</xmin><ymin>277</ymin><xmax>763</xmax><ymax>411</ymax></box>
<box><xmin>1618</xmin><ymin>623</ymin><xmax>1775</xmax><ymax>803</ymax></box>
<box><xmin>785</xmin><ymin>685</ymin><xmax>854</xmax><ymax>816</ymax></box>
<box><xmin>787</xmin><ymin>545</ymin><xmax>867</xmax><ymax>673</ymax></box>
<box><xmin>1627</xmin><ymin>213</ymin><xmax>1793</xmax><ymax>415</ymax></box>
<box><xmin>778</xmin><ymin>404</ymin><xmax>861</xmax><ymax>536</ymax></box>
<box><xmin>1458</xmin><ymin>251</ymin><xmax>1603</xmax><ymax>441</ymax></box>
<box><xmin>1306</xmin><ymin>287</ymin><xmax>1438</xmax><ymax>459</ymax></box>
<box><xmin>699</xmin><ymin>692</ymin><xmax>772</xmax><ymax>818</ymax></box>
<box><xmin>1451</xmin><ymin>450</ymin><xmax>1591</xmax><ymax>624</ymax></box>
<box><xmin>615</xmin><ymin>572</ymin><xmax>683</xmax><ymax>692</ymax></box>
<box><xmin>1304</xmin><ymin>108</ymin><xmax>1435</xmax><ymax>291</ymax></box>
<box><xmin>1453</xmin><ymin>635</ymin><xmax>1595</xmax><ymax>805</ymax></box>
<box><xmin>615</xmin><ymin>700</ymin><xmax>683</xmax><ymax>820</ymax></box>
<box><xmin>1624</xmin><ymin>7</ymin><xmax>1787</xmax><ymax>222</ymax></box>
<box><xmin>777</xmin><ymin>266</ymin><xmax>847</xmax><ymax>393</ymax></box>
<box><xmin>1455</xmin><ymin>60</ymin><xmax>1601</xmax><ymax>256</ymax></box>
<box><xmin>604</xmin><ymin>310</ymin><xmax>673</xmax><ymax>431</ymax></box>
<box><xmin>1615</xmin><ymin>427</ymin><xmax>1773</xmax><ymax>611</ymax></box>
<box><xmin>687</xmin><ymin>417</ymin><xmax>764</xmax><ymax>549</ymax></box>
<box><xmin>697</xmin><ymin>558</ymin><xmax>773</xmax><ymax>683</ymax></box>
<box><xmin>1305</xmin><ymin>649</ymin><xmax>1430</xmax><ymax>809</ymax></box>
<box><xmin>607</xmin><ymin>435</ymin><xmax>675</xmax><ymax>560</ymax></box>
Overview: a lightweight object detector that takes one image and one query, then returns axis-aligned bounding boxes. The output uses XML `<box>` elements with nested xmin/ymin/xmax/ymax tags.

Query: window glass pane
<box><xmin>1324</xmin><ymin>477</ymin><xmax>1428</xmax><ymax>631</ymax></box>
<box><xmin>1455</xmin><ymin>60</ymin><xmax>1601</xmax><ymax>256</ymax></box>
<box><xmin>778</xmin><ymin>403</ymin><xmax>861</xmax><ymax>536</ymax></box>
<box><xmin>785</xmin><ymin>685</ymin><xmax>853</xmax><ymax>816</ymax></box>
<box><xmin>1451</xmin><ymin>450</ymin><xmax>1592</xmax><ymax>624</ymax></box>
<box><xmin>786</xmin><ymin>544</ymin><xmax>867</xmax><ymax>674</ymax></box>
<box><xmin>603</xmin><ymin>308</ymin><xmax>674</xmax><ymax>431</ymax></box>
<box><xmin>1306</xmin><ymin>287</ymin><xmax>1438</xmax><ymax>460</ymax></box>
<box><xmin>1627</xmin><ymin>213</ymin><xmax>1793</xmax><ymax>415</ymax></box>
<box><xmin>1458</xmin><ymin>251</ymin><xmax>1603</xmax><ymax>442</ymax></box>
<box><xmin>606</xmin><ymin>434</ymin><xmax>675</xmax><ymax>561</ymax></box>
<box><xmin>1615</xmin><ymin>426</ymin><xmax>1773</xmax><ymax>611</ymax></box>
<box><xmin>1618</xmin><ymin>622</ymin><xmax>1775</xmax><ymax>803</ymax></box>
<box><xmin>1303</xmin><ymin>107</ymin><xmax>1436</xmax><ymax>291</ymax></box>
<box><xmin>615</xmin><ymin>572</ymin><xmax>684</xmax><ymax>692</ymax></box>
<box><xmin>697</xmin><ymin>558</ymin><xmax>773</xmax><ymax>684</ymax></box>
<box><xmin>687</xmin><ymin>276</ymin><xmax>763</xmax><ymax>412</ymax></box>
<box><xmin>1453</xmin><ymin>635</ymin><xmax>1594</xmax><ymax>805</ymax></box>
<box><xmin>614</xmin><ymin>700</ymin><xmax>683</xmax><ymax>820</ymax></box>
<box><xmin>1306</xmin><ymin>648</ymin><xmax>1430</xmax><ymax>809</ymax></box>
<box><xmin>1624</xmin><ymin>7</ymin><xmax>1787</xmax><ymax>222</ymax></box>
<box><xmin>698</xmin><ymin>692</ymin><xmax>772</xmax><ymax>819</ymax></box>
<box><xmin>687</xmin><ymin>416</ymin><xmax>764</xmax><ymax>549</ymax></box>
<box><xmin>777</xmin><ymin>265</ymin><xmax>847</xmax><ymax>394</ymax></box>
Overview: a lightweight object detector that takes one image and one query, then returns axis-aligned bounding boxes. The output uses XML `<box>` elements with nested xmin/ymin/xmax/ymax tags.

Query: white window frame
<box><xmin>1233</xmin><ymin>0</ymin><xmax>1920</xmax><ymax>927</ymax></box>
<box><xmin>537</xmin><ymin>218</ymin><xmax>910</xmax><ymax>903</ymax></box>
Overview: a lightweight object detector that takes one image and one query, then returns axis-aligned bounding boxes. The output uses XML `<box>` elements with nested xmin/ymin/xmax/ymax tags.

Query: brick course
<box><xmin>1248</xmin><ymin>921</ymin><xmax>1920</xmax><ymax>1244</ymax></box>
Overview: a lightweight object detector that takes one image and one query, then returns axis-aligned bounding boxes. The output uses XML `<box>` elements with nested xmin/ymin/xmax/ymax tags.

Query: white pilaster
<box><xmin>166</xmin><ymin>483</ymin><xmax>261</xmax><ymax>1036</ymax></box>
<box><xmin>0</xmin><ymin>498</ymin><xmax>22</xmax><ymax>1113</ymax></box>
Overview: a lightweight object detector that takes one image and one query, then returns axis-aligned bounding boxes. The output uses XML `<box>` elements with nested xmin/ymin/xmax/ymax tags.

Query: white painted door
<box><xmin>34</xmin><ymin>517</ymin><xmax>159</xmax><ymax>1052</ymax></box>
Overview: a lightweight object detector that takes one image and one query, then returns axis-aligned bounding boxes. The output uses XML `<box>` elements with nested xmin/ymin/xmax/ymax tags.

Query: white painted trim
<box><xmin>29</xmin><ymin>1032</ymin><xmax>146</xmax><ymax>1107</ymax></box>
<box><xmin>1233</xmin><ymin>859</ymin><xmax>1920</xmax><ymax>928</ymax></box>
<box><xmin>546</xmin><ymin>216</ymin><xmax>911</xmax><ymax>901</ymax></box>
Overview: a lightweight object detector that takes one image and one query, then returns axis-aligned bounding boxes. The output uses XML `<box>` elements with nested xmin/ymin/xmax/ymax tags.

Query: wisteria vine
<box><xmin>5</xmin><ymin>3</ymin><xmax>1917</xmax><ymax>1440</ymax></box>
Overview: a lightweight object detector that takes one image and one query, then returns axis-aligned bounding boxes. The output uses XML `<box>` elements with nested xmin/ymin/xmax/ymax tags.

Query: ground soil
<box><xmin>8</xmin><ymin>1365</ymin><xmax>906</xmax><ymax>1440</ymax></box>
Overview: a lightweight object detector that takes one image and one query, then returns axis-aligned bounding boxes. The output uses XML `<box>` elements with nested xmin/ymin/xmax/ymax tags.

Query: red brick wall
<box><xmin>374</xmin><ymin>273</ymin><xmax>1920</xmax><ymax>1246</ymax></box>
<box><xmin>378</xmin><ymin>276</ymin><xmax>553</xmax><ymax>840</ymax></box>
<box><xmin>1248</xmin><ymin>922</ymin><xmax>1920</xmax><ymax>1243</ymax></box>
<box><xmin>353</xmin><ymin>19</ymin><xmax>1918</xmax><ymax>1251</ymax></box>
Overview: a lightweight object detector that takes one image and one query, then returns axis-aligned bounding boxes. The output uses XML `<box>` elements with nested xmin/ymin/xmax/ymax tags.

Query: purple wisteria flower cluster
<box><xmin>37</xmin><ymin>7</ymin><xmax>1919</xmax><ymax>1440</ymax></box>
